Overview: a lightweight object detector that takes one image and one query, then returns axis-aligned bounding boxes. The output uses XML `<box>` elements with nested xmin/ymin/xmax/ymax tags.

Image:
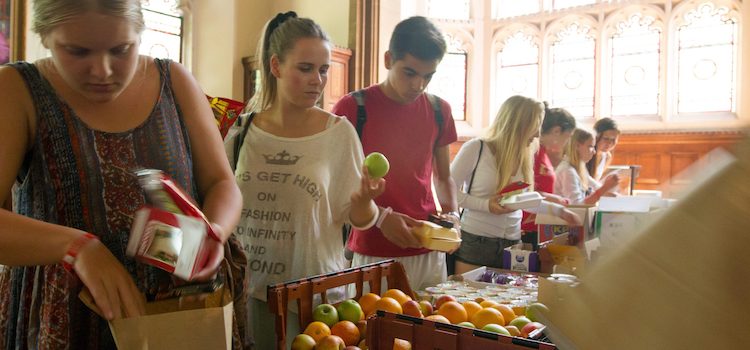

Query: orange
<box><xmin>424</xmin><ymin>314</ymin><xmax>450</xmax><ymax>324</ymax></box>
<box><xmin>470</xmin><ymin>308</ymin><xmax>504</xmax><ymax>329</ymax></box>
<box><xmin>490</xmin><ymin>304</ymin><xmax>517</xmax><ymax>326</ymax></box>
<box><xmin>374</xmin><ymin>297</ymin><xmax>403</xmax><ymax>314</ymax></box>
<box><xmin>358</xmin><ymin>293</ymin><xmax>381</xmax><ymax>316</ymax></box>
<box><xmin>393</xmin><ymin>338</ymin><xmax>412</xmax><ymax>350</ymax></box>
<box><xmin>383</xmin><ymin>289</ymin><xmax>412</xmax><ymax>306</ymax></box>
<box><xmin>479</xmin><ymin>300</ymin><xmax>500</xmax><ymax>308</ymax></box>
<box><xmin>303</xmin><ymin>321</ymin><xmax>331</xmax><ymax>343</ymax></box>
<box><xmin>462</xmin><ymin>301</ymin><xmax>483</xmax><ymax>320</ymax></box>
<box><xmin>436</xmin><ymin>301</ymin><xmax>468</xmax><ymax>324</ymax></box>
<box><xmin>330</xmin><ymin>320</ymin><xmax>361</xmax><ymax>346</ymax></box>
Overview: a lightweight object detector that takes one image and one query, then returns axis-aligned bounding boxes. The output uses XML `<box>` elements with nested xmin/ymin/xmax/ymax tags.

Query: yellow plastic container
<box><xmin>413</xmin><ymin>220</ymin><xmax>462</xmax><ymax>252</ymax></box>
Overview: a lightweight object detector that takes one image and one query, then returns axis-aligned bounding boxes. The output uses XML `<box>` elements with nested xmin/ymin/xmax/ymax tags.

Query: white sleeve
<box><xmin>556</xmin><ymin>164</ymin><xmax>586</xmax><ymax>205</ymax></box>
<box><xmin>450</xmin><ymin>139</ymin><xmax>491</xmax><ymax>213</ymax></box>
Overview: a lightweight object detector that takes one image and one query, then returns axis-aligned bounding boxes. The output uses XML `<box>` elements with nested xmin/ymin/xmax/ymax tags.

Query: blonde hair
<box><xmin>32</xmin><ymin>0</ymin><xmax>145</xmax><ymax>40</ymax></box>
<box><xmin>565</xmin><ymin>128</ymin><xmax>594</xmax><ymax>189</ymax></box>
<box><xmin>482</xmin><ymin>95</ymin><xmax>543</xmax><ymax>193</ymax></box>
<box><xmin>246</xmin><ymin>12</ymin><xmax>330</xmax><ymax>113</ymax></box>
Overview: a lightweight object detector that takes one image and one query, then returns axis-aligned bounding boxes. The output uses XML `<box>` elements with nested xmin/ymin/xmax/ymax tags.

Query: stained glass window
<box><xmin>609</xmin><ymin>13</ymin><xmax>661</xmax><ymax>116</ymax></box>
<box><xmin>677</xmin><ymin>2</ymin><xmax>737</xmax><ymax>114</ymax></box>
<box><xmin>140</xmin><ymin>0</ymin><xmax>183</xmax><ymax>62</ymax></box>
<box><xmin>550</xmin><ymin>22</ymin><xmax>595</xmax><ymax>119</ymax></box>
<box><xmin>427</xmin><ymin>35</ymin><xmax>467</xmax><ymax>120</ymax></box>
<box><xmin>427</xmin><ymin>0</ymin><xmax>470</xmax><ymax>20</ymax></box>
<box><xmin>552</xmin><ymin>0</ymin><xmax>598</xmax><ymax>10</ymax></box>
<box><xmin>496</xmin><ymin>31</ymin><xmax>539</xmax><ymax>108</ymax></box>
<box><xmin>492</xmin><ymin>0</ymin><xmax>541</xmax><ymax>19</ymax></box>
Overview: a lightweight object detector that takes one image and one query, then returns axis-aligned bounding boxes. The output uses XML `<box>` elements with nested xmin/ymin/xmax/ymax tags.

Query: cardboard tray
<box><xmin>367</xmin><ymin>310</ymin><xmax>557</xmax><ymax>350</ymax></box>
<box><xmin>266</xmin><ymin>259</ymin><xmax>415</xmax><ymax>350</ymax></box>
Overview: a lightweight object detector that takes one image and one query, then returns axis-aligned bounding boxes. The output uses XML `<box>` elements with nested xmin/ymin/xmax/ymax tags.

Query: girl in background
<box><xmin>450</xmin><ymin>96</ymin><xmax>580</xmax><ymax>275</ymax></box>
<box><xmin>521</xmin><ymin>104</ymin><xmax>577</xmax><ymax>249</ymax></box>
<box><xmin>234</xmin><ymin>12</ymin><xmax>384</xmax><ymax>349</ymax></box>
<box><xmin>586</xmin><ymin>117</ymin><xmax>621</xmax><ymax>182</ymax></box>
<box><xmin>556</xmin><ymin>128</ymin><xmax>621</xmax><ymax>204</ymax></box>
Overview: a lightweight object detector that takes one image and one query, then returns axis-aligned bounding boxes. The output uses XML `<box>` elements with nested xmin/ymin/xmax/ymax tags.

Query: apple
<box><xmin>364</xmin><ymin>152</ymin><xmax>389</xmax><ymax>178</ymax></box>
<box><xmin>401</xmin><ymin>300</ymin><xmax>424</xmax><ymax>318</ymax></box>
<box><xmin>482</xmin><ymin>323</ymin><xmax>511</xmax><ymax>336</ymax></box>
<box><xmin>313</xmin><ymin>303</ymin><xmax>340</xmax><ymax>327</ymax></box>
<box><xmin>337</xmin><ymin>299</ymin><xmax>364</xmax><ymax>323</ymax></box>
<box><xmin>418</xmin><ymin>300</ymin><xmax>433</xmax><ymax>316</ymax></box>
<box><xmin>358</xmin><ymin>338</ymin><xmax>368</xmax><ymax>350</ymax></box>
<box><xmin>457</xmin><ymin>321</ymin><xmax>475</xmax><ymax>328</ymax></box>
<box><xmin>424</xmin><ymin>314</ymin><xmax>450</xmax><ymax>324</ymax></box>
<box><xmin>345</xmin><ymin>346</ymin><xmax>362</xmax><ymax>350</ymax></box>
<box><xmin>434</xmin><ymin>295</ymin><xmax>457</xmax><ymax>310</ymax></box>
<box><xmin>525</xmin><ymin>302</ymin><xmax>550</xmax><ymax>323</ymax></box>
<box><xmin>291</xmin><ymin>333</ymin><xmax>316</xmax><ymax>350</ymax></box>
<box><xmin>521</xmin><ymin>322</ymin><xmax>545</xmax><ymax>338</ymax></box>
<box><xmin>505</xmin><ymin>325</ymin><xmax>521</xmax><ymax>337</ymax></box>
<box><xmin>317</xmin><ymin>335</ymin><xmax>346</xmax><ymax>350</ymax></box>
<box><xmin>508</xmin><ymin>316</ymin><xmax>531</xmax><ymax>330</ymax></box>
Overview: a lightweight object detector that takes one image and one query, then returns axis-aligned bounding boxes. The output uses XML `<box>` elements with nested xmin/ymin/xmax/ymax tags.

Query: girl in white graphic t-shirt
<box><xmin>235</xmin><ymin>12</ymin><xmax>384</xmax><ymax>349</ymax></box>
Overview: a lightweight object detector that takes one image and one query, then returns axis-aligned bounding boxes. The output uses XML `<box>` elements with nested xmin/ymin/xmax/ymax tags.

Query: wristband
<box><xmin>350</xmin><ymin>201</ymin><xmax>379</xmax><ymax>230</ymax></box>
<box><xmin>62</xmin><ymin>233</ymin><xmax>98</xmax><ymax>273</ymax></box>
<box><xmin>375</xmin><ymin>207</ymin><xmax>393</xmax><ymax>229</ymax></box>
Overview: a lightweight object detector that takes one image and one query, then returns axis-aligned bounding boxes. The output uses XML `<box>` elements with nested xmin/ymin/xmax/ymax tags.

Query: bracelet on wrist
<box><xmin>62</xmin><ymin>233</ymin><xmax>98</xmax><ymax>273</ymax></box>
<box><xmin>376</xmin><ymin>207</ymin><xmax>393</xmax><ymax>229</ymax></box>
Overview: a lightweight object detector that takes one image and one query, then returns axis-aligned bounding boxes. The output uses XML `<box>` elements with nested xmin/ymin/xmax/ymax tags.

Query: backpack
<box><xmin>225</xmin><ymin>112</ymin><xmax>256</xmax><ymax>171</ymax></box>
<box><xmin>351</xmin><ymin>89</ymin><xmax>446</xmax><ymax>149</ymax></box>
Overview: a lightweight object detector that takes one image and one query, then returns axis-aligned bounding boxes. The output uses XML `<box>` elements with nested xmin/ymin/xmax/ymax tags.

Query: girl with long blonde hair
<box><xmin>450</xmin><ymin>96</ymin><xmax>580</xmax><ymax>274</ymax></box>
<box><xmin>556</xmin><ymin>128</ymin><xmax>620</xmax><ymax>204</ymax></box>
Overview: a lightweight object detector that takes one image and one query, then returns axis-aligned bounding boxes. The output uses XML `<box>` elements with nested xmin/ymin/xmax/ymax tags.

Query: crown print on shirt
<box><xmin>263</xmin><ymin>150</ymin><xmax>303</xmax><ymax>165</ymax></box>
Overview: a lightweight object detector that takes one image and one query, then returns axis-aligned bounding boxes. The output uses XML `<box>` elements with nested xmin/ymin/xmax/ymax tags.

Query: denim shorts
<box><xmin>454</xmin><ymin>230</ymin><xmax>520</xmax><ymax>268</ymax></box>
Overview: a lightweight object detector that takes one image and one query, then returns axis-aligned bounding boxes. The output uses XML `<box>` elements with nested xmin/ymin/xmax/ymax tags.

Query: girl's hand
<box><xmin>602</xmin><ymin>173</ymin><xmax>621</xmax><ymax>192</ymax></box>
<box><xmin>191</xmin><ymin>223</ymin><xmax>226</xmax><ymax>281</ymax></box>
<box><xmin>351</xmin><ymin>165</ymin><xmax>386</xmax><ymax>205</ymax></box>
<box><xmin>489</xmin><ymin>195</ymin><xmax>516</xmax><ymax>215</ymax></box>
<box><xmin>74</xmin><ymin>237</ymin><xmax>145</xmax><ymax>320</ymax></box>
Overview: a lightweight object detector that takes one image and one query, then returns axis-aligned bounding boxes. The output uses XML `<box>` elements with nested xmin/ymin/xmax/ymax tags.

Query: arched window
<box><xmin>492</xmin><ymin>0</ymin><xmax>541</xmax><ymax>19</ymax></box>
<box><xmin>605</xmin><ymin>9</ymin><xmax>663</xmax><ymax>117</ymax></box>
<box><xmin>140</xmin><ymin>0</ymin><xmax>184</xmax><ymax>62</ymax></box>
<box><xmin>494</xmin><ymin>26</ymin><xmax>540</xmax><ymax>112</ymax></box>
<box><xmin>673</xmin><ymin>1</ymin><xmax>739</xmax><ymax>115</ymax></box>
<box><xmin>547</xmin><ymin>17</ymin><xmax>597</xmax><ymax>119</ymax></box>
<box><xmin>427</xmin><ymin>0</ymin><xmax>470</xmax><ymax>20</ymax></box>
<box><xmin>427</xmin><ymin>33</ymin><xmax>469</xmax><ymax>120</ymax></box>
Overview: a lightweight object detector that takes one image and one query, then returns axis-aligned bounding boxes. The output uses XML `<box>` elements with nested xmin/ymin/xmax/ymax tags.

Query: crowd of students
<box><xmin>0</xmin><ymin>1</ymin><xmax>622</xmax><ymax>349</ymax></box>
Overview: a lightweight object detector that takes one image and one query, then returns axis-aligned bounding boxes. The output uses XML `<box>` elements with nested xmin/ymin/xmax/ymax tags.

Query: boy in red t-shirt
<box><xmin>332</xmin><ymin>16</ymin><xmax>459</xmax><ymax>291</ymax></box>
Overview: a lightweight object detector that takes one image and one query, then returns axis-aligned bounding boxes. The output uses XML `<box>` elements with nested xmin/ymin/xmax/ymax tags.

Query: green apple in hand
<box><xmin>364</xmin><ymin>152</ymin><xmax>390</xmax><ymax>178</ymax></box>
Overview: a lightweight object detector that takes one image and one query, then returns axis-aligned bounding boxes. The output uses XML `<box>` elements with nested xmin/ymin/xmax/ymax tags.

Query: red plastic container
<box><xmin>367</xmin><ymin>311</ymin><xmax>557</xmax><ymax>350</ymax></box>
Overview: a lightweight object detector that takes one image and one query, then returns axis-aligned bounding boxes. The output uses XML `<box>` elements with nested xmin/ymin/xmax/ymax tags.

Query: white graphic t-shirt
<box><xmin>234</xmin><ymin>115</ymin><xmax>364</xmax><ymax>301</ymax></box>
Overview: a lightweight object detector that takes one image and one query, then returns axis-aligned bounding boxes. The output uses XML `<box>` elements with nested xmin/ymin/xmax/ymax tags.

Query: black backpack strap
<box><xmin>352</xmin><ymin>89</ymin><xmax>367</xmax><ymax>139</ymax></box>
<box><xmin>233</xmin><ymin>112</ymin><xmax>256</xmax><ymax>170</ymax></box>
<box><xmin>461</xmin><ymin>140</ymin><xmax>483</xmax><ymax>218</ymax></box>
<box><xmin>426</xmin><ymin>93</ymin><xmax>444</xmax><ymax>150</ymax></box>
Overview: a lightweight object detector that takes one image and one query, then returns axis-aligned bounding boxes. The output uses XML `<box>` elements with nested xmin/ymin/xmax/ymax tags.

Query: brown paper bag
<box><xmin>81</xmin><ymin>287</ymin><xmax>233</xmax><ymax>350</ymax></box>
<box><xmin>544</xmin><ymin>135</ymin><xmax>750</xmax><ymax>349</ymax></box>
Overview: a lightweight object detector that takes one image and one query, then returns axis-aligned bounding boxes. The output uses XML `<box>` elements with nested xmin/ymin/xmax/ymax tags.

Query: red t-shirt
<box><xmin>521</xmin><ymin>146</ymin><xmax>556</xmax><ymax>232</ymax></box>
<box><xmin>332</xmin><ymin>85</ymin><xmax>457</xmax><ymax>257</ymax></box>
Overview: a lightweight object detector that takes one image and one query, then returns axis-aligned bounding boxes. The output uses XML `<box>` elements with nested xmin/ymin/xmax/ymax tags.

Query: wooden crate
<box><xmin>266</xmin><ymin>259</ymin><xmax>415</xmax><ymax>350</ymax></box>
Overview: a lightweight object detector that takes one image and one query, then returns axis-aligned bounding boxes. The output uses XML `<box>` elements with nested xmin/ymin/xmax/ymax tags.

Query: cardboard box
<box><xmin>535</xmin><ymin>205</ymin><xmax>597</xmax><ymax>247</ymax></box>
<box><xmin>537</xmin><ymin>234</ymin><xmax>587</xmax><ymax>275</ymax></box>
<box><xmin>594</xmin><ymin>196</ymin><xmax>665</xmax><ymax>246</ymax></box>
<box><xmin>502</xmin><ymin>243</ymin><xmax>539</xmax><ymax>272</ymax></box>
